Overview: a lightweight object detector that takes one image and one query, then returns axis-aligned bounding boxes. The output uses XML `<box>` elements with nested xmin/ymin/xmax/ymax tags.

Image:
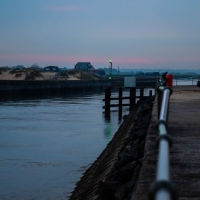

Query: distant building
<box><xmin>74</xmin><ymin>62</ymin><xmax>95</xmax><ymax>71</ymax></box>
<box><xmin>44</xmin><ymin>66</ymin><xmax>60</xmax><ymax>72</ymax></box>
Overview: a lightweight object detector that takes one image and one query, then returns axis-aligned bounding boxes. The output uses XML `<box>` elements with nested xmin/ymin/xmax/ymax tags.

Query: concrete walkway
<box><xmin>131</xmin><ymin>85</ymin><xmax>200</xmax><ymax>200</ymax></box>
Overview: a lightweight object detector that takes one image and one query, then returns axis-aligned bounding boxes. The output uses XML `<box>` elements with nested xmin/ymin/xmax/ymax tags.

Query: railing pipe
<box><xmin>149</xmin><ymin>86</ymin><xmax>177</xmax><ymax>200</ymax></box>
<box><xmin>156</xmin><ymin>137</ymin><xmax>169</xmax><ymax>180</ymax></box>
<box><xmin>159</xmin><ymin>89</ymin><xmax>170</xmax><ymax>122</ymax></box>
<box><xmin>156</xmin><ymin>190</ymin><xmax>171</xmax><ymax>200</ymax></box>
<box><xmin>157</xmin><ymin>86</ymin><xmax>164</xmax><ymax>119</ymax></box>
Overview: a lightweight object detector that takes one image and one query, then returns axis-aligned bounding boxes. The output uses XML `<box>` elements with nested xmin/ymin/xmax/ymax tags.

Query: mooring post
<box><xmin>105</xmin><ymin>87</ymin><xmax>111</xmax><ymax>118</ymax></box>
<box><xmin>109</xmin><ymin>86</ymin><xmax>111</xmax><ymax>97</ymax></box>
<box><xmin>149</xmin><ymin>90</ymin><xmax>152</xmax><ymax>97</ymax></box>
<box><xmin>140</xmin><ymin>88</ymin><xmax>144</xmax><ymax>100</ymax></box>
<box><xmin>130</xmin><ymin>87</ymin><xmax>136</xmax><ymax>110</ymax></box>
<box><xmin>118</xmin><ymin>87</ymin><xmax>122</xmax><ymax>118</ymax></box>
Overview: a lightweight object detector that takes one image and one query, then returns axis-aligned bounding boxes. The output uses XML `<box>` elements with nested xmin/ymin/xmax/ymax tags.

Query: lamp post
<box><xmin>109</xmin><ymin>60</ymin><xmax>112</xmax><ymax>79</ymax></box>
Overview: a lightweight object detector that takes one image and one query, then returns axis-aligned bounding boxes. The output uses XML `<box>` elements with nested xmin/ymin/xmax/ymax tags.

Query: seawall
<box><xmin>0</xmin><ymin>80</ymin><xmax>110</xmax><ymax>95</ymax></box>
<box><xmin>0</xmin><ymin>78</ymin><xmax>157</xmax><ymax>95</ymax></box>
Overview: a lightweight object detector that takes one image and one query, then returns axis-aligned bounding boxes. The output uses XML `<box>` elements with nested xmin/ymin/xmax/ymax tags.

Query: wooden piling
<box><xmin>149</xmin><ymin>90</ymin><xmax>152</xmax><ymax>97</ymax></box>
<box><xmin>105</xmin><ymin>88</ymin><xmax>111</xmax><ymax>118</ymax></box>
<box><xmin>130</xmin><ymin>87</ymin><xmax>136</xmax><ymax>110</ymax></box>
<box><xmin>103</xmin><ymin>87</ymin><xmax>154</xmax><ymax>118</ymax></box>
<box><xmin>140</xmin><ymin>88</ymin><xmax>144</xmax><ymax>100</ymax></box>
<box><xmin>118</xmin><ymin>87</ymin><xmax>122</xmax><ymax>118</ymax></box>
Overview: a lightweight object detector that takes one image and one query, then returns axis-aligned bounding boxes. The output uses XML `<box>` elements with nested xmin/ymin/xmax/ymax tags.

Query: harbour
<box><xmin>0</xmin><ymin>79</ymin><xmax>199</xmax><ymax>199</ymax></box>
<box><xmin>1</xmin><ymin>1</ymin><xmax>200</xmax><ymax>199</ymax></box>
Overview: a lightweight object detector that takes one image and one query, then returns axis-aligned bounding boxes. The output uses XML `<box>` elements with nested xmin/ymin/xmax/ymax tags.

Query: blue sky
<box><xmin>0</xmin><ymin>0</ymin><xmax>200</xmax><ymax>69</ymax></box>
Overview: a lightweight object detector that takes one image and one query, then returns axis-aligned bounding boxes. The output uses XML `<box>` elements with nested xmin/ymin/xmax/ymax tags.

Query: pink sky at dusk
<box><xmin>0</xmin><ymin>54</ymin><xmax>153</xmax><ymax>66</ymax></box>
<box><xmin>1</xmin><ymin>54</ymin><xmax>200</xmax><ymax>68</ymax></box>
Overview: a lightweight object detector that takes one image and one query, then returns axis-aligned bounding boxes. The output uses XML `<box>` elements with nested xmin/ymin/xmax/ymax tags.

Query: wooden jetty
<box><xmin>131</xmin><ymin>85</ymin><xmax>200</xmax><ymax>200</ymax></box>
<box><xmin>103</xmin><ymin>87</ymin><xmax>154</xmax><ymax>118</ymax></box>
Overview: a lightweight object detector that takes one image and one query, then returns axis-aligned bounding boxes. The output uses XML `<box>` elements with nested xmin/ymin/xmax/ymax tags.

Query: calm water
<box><xmin>173</xmin><ymin>78</ymin><xmax>199</xmax><ymax>86</ymax></box>
<box><xmin>0</xmin><ymin>90</ymin><xmax>134</xmax><ymax>200</ymax></box>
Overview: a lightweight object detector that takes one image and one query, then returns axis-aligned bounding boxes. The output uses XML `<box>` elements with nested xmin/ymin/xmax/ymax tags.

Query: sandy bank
<box><xmin>0</xmin><ymin>69</ymin><xmax>100</xmax><ymax>81</ymax></box>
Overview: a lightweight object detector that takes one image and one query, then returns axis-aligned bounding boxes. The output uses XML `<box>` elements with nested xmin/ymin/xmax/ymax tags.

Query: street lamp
<box><xmin>109</xmin><ymin>60</ymin><xmax>112</xmax><ymax>80</ymax></box>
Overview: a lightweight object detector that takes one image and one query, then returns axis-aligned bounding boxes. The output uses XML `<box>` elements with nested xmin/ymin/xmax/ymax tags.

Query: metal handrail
<box><xmin>149</xmin><ymin>86</ymin><xmax>177</xmax><ymax>200</ymax></box>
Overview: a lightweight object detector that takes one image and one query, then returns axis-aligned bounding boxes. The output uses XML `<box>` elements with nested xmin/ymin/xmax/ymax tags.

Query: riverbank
<box><xmin>69</xmin><ymin>95</ymin><xmax>155</xmax><ymax>200</ymax></box>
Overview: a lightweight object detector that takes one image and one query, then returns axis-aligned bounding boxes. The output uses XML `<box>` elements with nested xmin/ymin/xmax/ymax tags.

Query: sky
<box><xmin>0</xmin><ymin>0</ymin><xmax>200</xmax><ymax>69</ymax></box>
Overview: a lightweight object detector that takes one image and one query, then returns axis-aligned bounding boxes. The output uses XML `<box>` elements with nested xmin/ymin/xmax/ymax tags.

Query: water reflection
<box><xmin>104</xmin><ymin>119</ymin><xmax>112</xmax><ymax>140</ymax></box>
<box><xmin>118</xmin><ymin>117</ymin><xmax>123</xmax><ymax>125</ymax></box>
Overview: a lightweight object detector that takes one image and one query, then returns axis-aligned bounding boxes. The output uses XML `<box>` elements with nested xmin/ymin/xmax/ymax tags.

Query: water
<box><xmin>173</xmin><ymin>78</ymin><xmax>199</xmax><ymax>86</ymax></box>
<box><xmin>0</xmin><ymin>90</ymin><xmax>134</xmax><ymax>200</ymax></box>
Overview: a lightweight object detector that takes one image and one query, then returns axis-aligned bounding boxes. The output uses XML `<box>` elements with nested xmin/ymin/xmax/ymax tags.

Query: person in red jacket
<box><xmin>166</xmin><ymin>73</ymin><xmax>173</xmax><ymax>88</ymax></box>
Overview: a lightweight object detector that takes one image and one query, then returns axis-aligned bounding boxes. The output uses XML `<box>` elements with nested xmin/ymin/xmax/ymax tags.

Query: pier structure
<box><xmin>103</xmin><ymin>75</ymin><xmax>156</xmax><ymax>118</ymax></box>
<box><xmin>103</xmin><ymin>87</ymin><xmax>154</xmax><ymax>118</ymax></box>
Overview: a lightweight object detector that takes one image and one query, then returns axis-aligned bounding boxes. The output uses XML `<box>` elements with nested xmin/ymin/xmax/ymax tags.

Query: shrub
<box><xmin>68</xmin><ymin>69</ymin><xmax>83</xmax><ymax>75</ymax></box>
<box><xmin>25</xmin><ymin>70</ymin><xmax>43</xmax><ymax>80</ymax></box>
<box><xmin>56</xmin><ymin>71</ymin><xmax>69</xmax><ymax>77</ymax></box>
<box><xmin>78</xmin><ymin>71</ymin><xmax>97</xmax><ymax>80</ymax></box>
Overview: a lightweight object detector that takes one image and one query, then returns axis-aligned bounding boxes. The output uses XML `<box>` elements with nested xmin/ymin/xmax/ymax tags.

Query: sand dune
<box><xmin>0</xmin><ymin>69</ymin><xmax>100</xmax><ymax>81</ymax></box>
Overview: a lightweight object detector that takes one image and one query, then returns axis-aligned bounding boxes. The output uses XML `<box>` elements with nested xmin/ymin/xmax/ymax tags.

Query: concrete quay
<box><xmin>132</xmin><ymin>85</ymin><xmax>200</xmax><ymax>200</ymax></box>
